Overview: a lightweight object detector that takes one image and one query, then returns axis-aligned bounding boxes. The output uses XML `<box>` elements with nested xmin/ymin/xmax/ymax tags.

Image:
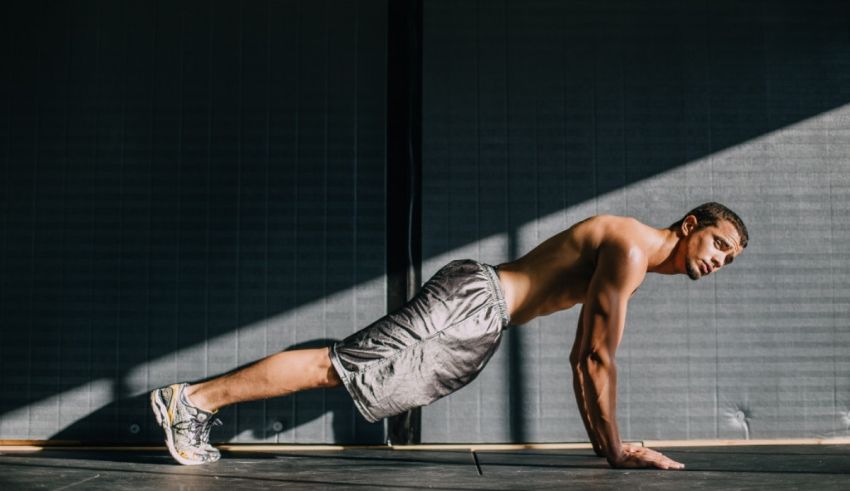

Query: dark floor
<box><xmin>0</xmin><ymin>445</ymin><xmax>848</xmax><ymax>490</ymax></box>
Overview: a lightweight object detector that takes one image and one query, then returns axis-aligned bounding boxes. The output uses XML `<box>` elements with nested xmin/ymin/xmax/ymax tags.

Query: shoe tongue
<box><xmin>179</xmin><ymin>388</ymin><xmax>213</xmax><ymax>419</ymax></box>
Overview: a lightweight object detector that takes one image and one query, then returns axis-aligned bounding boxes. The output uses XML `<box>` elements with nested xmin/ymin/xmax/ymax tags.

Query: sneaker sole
<box><xmin>150</xmin><ymin>388</ymin><xmax>207</xmax><ymax>466</ymax></box>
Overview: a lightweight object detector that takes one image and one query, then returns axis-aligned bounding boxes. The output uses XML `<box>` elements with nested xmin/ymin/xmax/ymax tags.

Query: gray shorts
<box><xmin>329</xmin><ymin>259</ymin><xmax>510</xmax><ymax>423</ymax></box>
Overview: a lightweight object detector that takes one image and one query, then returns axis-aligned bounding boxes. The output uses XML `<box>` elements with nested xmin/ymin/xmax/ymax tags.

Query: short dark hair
<box><xmin>669</xmin><ymin>202</ymin><xmax>749</xmax><ymax>249</ymax></box>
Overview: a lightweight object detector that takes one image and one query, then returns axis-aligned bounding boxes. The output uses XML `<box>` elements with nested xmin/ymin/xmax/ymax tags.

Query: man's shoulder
<box><xmin>584</xmin><ymin>216</ymin><xmax>652</xmax><ymax>268</ymax></box>
<box><xmin>581</xmin><ymin>214</ymin><xmax>644</xmax><ymax>231</ymax></box>
<box><xmin>583</xmin><ymin>215</ymin><xmax>649</xmax><ymax>245</ymax></box>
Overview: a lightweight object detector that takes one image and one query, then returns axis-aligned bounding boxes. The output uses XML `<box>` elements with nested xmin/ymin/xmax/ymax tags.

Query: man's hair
<box><xmin>669</xmin><ymin>202</ymin><xmax>749</xmax><ymax>249</ymax></box>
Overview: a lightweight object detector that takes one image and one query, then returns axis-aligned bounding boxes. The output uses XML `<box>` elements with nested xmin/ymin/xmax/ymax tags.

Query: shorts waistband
<box><xmin>482</xmin><ymin>263</ymin><xmax>510</xmax><ymax>328</ymax></box>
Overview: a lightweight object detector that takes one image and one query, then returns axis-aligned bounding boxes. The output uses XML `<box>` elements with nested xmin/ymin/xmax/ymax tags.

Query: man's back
<box><xmin>497</xmin><ymin>215</ymin><xmax>661</xmax><ymax>325</ymax></box>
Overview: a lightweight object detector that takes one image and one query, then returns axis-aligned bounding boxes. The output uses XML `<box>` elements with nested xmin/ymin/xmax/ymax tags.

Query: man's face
<box><xmin>682</xmin><ymin>219</ymin><xmax>743</xmax><ymax>281</ymax></box>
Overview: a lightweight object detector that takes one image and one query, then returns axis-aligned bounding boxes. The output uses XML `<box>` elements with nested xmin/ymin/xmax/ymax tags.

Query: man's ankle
<box><xmin>184</xmin><ymin>385</ymin><xmax>216</xmax><ymax>413</ymax></box>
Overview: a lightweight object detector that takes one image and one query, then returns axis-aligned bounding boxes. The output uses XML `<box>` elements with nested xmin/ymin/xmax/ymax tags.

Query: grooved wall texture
<box><xmin>3</xmin><ymin>0</ymin><xmax>850</xmax><ymax>447</ymax></box>
<box><xmin>0</xmin><ymin>0</ymin><xmax>387</xmax><ymax>443</ymax></box>
<box><xmin>421</xmin><ymin>0</ymin><xmax>850</xmax><ymax>442</ymax></box>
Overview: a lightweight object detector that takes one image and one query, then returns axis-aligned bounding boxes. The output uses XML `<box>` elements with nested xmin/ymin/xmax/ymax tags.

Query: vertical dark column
<box><xmin>386</xmin><ymin>0</ymin><xmax>422</xmax><ymax>444</ymax></box>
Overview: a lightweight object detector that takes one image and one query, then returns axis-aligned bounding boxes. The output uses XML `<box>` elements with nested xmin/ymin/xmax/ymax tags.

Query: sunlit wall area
<box><xmin>421</xmin><ymin>0</ymin><xmax>850</xmax><ymax>442</ymax></box>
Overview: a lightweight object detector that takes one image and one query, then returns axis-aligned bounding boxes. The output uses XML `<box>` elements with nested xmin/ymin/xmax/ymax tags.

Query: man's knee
<box><xmin>319</xmin><ymin>347</ymin><xmax>342</xmax><ymax>388</ymax></box>
<box><xmin>325</xmin><ymin>364</ymin><xmax>342</xmax><ymax>388</ymax></box>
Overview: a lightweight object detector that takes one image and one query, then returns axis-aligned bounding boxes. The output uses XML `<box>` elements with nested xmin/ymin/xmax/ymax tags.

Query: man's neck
<box><xmin>646</xmin><ymin>228</ymin><xmax>680</xmax><ymax>275</ymax></box>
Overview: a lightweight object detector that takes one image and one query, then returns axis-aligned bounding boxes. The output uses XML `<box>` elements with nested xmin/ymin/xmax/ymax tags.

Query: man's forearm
<box><xmin>571</xmin><ymin>365</ymin><xmax>606</xmax><ymax>455</ymax></box>
<box><xmin>580</xmin><ymin>355</ymin><xmax>623</xmax><ymax>465</ymax></box>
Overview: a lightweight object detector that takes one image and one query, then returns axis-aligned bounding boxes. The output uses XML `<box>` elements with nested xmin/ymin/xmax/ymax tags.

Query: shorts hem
<box><xmin>483</xmin><ymin>263</ymin><xmax>510</xmax><ymax>328</ymax></box>
<box><xmin>328</xmin><ymin>343</ymin><xmax>381</xmax><ymax>423</ymax></box>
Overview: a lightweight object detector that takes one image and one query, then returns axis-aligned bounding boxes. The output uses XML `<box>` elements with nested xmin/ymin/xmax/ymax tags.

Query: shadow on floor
<box><xmin>49</xmin><ymin>339</ymin><xmax>384</xmax><ymax>448</ymax></box>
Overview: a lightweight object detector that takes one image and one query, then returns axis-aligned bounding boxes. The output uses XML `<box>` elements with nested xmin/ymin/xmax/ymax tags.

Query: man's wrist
<box><xmin>592</xmin><ymin>442</ymin><xmax>606</xmax><ymax>457</ymax></box>
<box><xmin>605</xmin><ymin>442</ymin><xmax>625</xmax><ymax>466</ymax></box>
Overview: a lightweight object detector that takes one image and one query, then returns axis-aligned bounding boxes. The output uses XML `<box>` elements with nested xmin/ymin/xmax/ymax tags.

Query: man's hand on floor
<box><xmin>611</xmin><ymin>444</ymin><xmax>685</xmax><ymax>470</ymax></box>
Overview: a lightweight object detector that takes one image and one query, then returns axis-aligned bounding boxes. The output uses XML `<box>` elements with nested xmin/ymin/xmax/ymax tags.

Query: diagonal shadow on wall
<box><xmin>1</xmin><ymin>0</ymin><xmax>849</xmax><ymax>443</ymax></box>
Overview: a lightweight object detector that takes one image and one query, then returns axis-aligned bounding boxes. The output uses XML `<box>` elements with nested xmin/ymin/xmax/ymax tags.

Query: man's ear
<box><xmin>681</xmin><ymin>215</ymin><xmax>698</xmax><ymax>236</ymax></box>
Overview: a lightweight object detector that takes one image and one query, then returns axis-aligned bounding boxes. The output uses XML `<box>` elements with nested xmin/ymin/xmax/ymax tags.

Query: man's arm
<box><xmin>569</xmin><ymin>305</ymin><xmax>605</xmax><ymax>457</ymax></box>
<box><xmin>574</xmin><ymin>241</ymin><xmax>684</xmax><ymax>470</ymax></box>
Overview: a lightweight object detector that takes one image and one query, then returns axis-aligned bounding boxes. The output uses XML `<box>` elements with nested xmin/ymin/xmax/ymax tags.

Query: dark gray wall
<box><xmin>421</xmin><ymin>0</ymin><xmax>850</xmax><ymax>442</ymax></box>
<box><xmin>0</xmin><ymin>0</ymin><xmax>387</xmax><ymax>443</ymax></box>
<box><xmin>3</xmin><ymin>0</ymin><xmax>850</xmax><ymax>445</ymax></box>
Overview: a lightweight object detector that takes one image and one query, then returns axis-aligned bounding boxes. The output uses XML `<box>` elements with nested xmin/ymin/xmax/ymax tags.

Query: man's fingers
<box><xmin>656</xmin><ymin>460</ymin><xmax>685</xmax><ymax>470</ymax></box>
<box><xmin>653</xmin><ymin>454</ymin><xmax>685</xmax><ymax>470</ymax></box>
<box><xmin>638</xmin><ymin>447</ymin><xmax>685</xmax><ymax>470</ymax></box>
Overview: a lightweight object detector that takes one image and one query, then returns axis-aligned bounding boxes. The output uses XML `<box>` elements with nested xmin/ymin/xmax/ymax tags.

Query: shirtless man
<box><xmin>151</xmin><ymin>202</ymin><xmax>748</xmax><ymax>469</ymax></box>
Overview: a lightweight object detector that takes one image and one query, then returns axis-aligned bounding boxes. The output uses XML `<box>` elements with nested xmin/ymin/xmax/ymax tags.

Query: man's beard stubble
<box><xmin>686</xmin><ymin>260</ymin><xmax>700</xmax><ymax>281</ymax></box>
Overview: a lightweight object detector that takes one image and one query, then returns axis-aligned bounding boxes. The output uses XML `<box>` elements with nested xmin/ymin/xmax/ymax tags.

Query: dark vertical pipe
<box><xmin>386</xmin><ymin>0</ymin><xmax>422</xmax><ymax>444</ymax></box>
<box><xmin>507</xmin><ymin>228</ymin><xmax>525</xmax><ymax>442</ymax></box>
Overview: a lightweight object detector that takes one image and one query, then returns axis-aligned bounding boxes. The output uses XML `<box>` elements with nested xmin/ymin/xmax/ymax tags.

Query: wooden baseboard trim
<box><xmin>641</xmin><ymin>438</ymin><xmax>850</xmax><ymax>447</ymax></box>
<box><xmin>1</xmin><ymin>438</ymin><xmax>848</xmax><ymax>453</ymax></box>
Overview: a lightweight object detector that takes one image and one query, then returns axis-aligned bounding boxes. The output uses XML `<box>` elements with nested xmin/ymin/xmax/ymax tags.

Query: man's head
<box><xmin>670</xmin><ymin>202</ymin><xmax>748</xmax><ymax>280</ymax></box>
